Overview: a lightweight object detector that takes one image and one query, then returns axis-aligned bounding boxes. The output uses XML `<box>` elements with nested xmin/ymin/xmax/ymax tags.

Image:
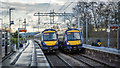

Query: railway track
<box><xmin>45</xmin><ymin>53</ymin><xmax>91</xmax><ymax>68</ymax></box>
<box><xmin>69</xmin><ymin>54</ymin><xmax>111</xmax><ymax>68</ymax></box>
<box><xmin>45</xmin><ymin>54</ymin><xmax>70</xmax><ymax>68</ymax></box>
<box><xmin>45</xmin><ymin>52</ymin><xmax>113</xmax><ymax>68</ymax></box>
<box><xmin>35</xmin><ymin>41</ymin><xmax>111</xmax><ymax>68</ymax></box>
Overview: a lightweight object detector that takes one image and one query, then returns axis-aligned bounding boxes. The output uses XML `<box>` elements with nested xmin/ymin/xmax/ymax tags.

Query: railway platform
<box><xmin>83</xmin><ymin>44</ymin><xmax>120</xmax><ymax>55</ymax></box>
<box><xmin>2</xmin><ymin>40</ymin><xmax>50</xmax><ymax>67</ymax></box>
<box><xmin>83</xmin><ymin>44</ymin><xmax>120</xmax><ymax>67</ymax></box>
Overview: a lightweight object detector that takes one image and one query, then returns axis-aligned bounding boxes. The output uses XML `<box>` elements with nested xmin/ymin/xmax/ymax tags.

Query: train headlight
<box><xmin>79</xmin><ymin>42</ymin><xmax>82</xmax><ymax>45</ymax></box>
<box><xmin>43</xmin><ymin>42</ymin><xmax>46</xmax><ymax>45</ymax></box>
<box><xmin>55</xmin><ymin>42</ymin><xmax>58</xmax><ymax>45</ymax></box>
<box><xmin>67</xmin><ymin>42</ymin><xmax>70</xmax><ymax>45</ymax></box>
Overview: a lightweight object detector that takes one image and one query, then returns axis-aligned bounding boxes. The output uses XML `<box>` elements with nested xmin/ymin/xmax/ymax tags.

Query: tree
<box><xmin>12</xmin><ymin>31</ymin><xmax>22</xmax><ymax>38</ymax></box>
<box><xmin>72</xmin><ymin>1</ymin><xmax>118</xmax><ymax>29</ymax></box>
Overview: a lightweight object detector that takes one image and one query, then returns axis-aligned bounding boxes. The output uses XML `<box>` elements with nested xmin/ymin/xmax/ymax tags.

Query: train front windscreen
<box><xmin>67</xmin><ymin>32</ymin><xmax>80</xmax><ymax>41</ymax></box>
<box><xmin>43</xmin><ymin>32</ymin><xmax>57</xmax><ymax>41</ymax></box>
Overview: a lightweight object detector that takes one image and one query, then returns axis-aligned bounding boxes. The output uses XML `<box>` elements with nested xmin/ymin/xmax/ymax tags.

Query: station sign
<box><xmin>18</xmin><ymin>28</ymin><xmax>27</xmax><ymax>32</ymax></box>
<box><xmin>7</xmin><ymin>30</ymin><xmax>10</xmax><ymax>32</ymax></box>
<box><xmin>10</xmin><ymin>21</ymin><xmax>14</xmax><ymax>25</ymax></box>
<box><xmin>110</xmin><ymin>24</ymin><xmax>120</xmax><ymax>29</ymax></box>
<box><xmin>19</xmin><ymin>30</ymin><xmax>27</xmax><ymax>32</ymax></box>
<box><xmin>110</xmin><ymin>26</ymin><xmax>118</xmax><ymax>29</ymax></box>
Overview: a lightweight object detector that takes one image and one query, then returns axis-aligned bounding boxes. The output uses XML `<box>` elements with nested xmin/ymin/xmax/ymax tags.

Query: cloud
<box><xmin>1</xmin><ymin>0</ymin><xmax>117</xmax><ymax>32</ymax></box>
<box><xmin>0</xmin><ymin>0</ymin><xmax>69</xmax><ymax>4</ymax></box>
<box><xmin>0</xmin><ymin>1</ymin><xmax>76</xmax><ymax>32</ymax></box>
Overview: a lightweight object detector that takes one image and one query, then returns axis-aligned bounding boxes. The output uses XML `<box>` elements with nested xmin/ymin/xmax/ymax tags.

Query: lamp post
<box><xmin>0</xmin><ymin>18</ymin><xmax>3</xmax><ymax>61</ymax></box>
<box><xmin>85</xmin><ymin>4</ymin><xmax>89</xmax><ymax>44</ymax></box>
<box><xmin>9</xmin><ymin>8</ymin><xmax>15</xmax><ymax>52</ymax></box>
<box><xmin>117</xmin><ymin>1</ymin><xmax>120</xmax><ymax>50</ymax></box>
<box><xmin>0</xmin><ymin>18</ymin><xmax>3</xmax><ymax>30</ymax></box>
<box><xmin>23</xmin><ymin>18</ymin><xmax>26</xmax><ymax>44</ymax></box>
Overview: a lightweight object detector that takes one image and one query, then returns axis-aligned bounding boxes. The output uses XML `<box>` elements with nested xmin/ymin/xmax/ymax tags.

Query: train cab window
<box><xmin>67</xmin><ymin>32</ymin><xmax>80</xmax><ymax>41</ymax></box>
<box><xmin>43</xmin><ymin>32</ymin><xmax>57</xmax><ymax>41</ymax></box>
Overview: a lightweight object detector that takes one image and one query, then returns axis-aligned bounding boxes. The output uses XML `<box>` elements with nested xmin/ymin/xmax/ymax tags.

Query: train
<box><xmin>58</xmin><ymin>28</ymin><xmax>83</xmax><ymax>52</ymax></box>
<box><xmin>34</xmin><ymin>28</ymin><xmax>83</xmax><ymax>53</ymax></box>
<box><xmin>39</xmin><ymin>29</ymin><xmax>59</xmax><ymax>52</ymax></box>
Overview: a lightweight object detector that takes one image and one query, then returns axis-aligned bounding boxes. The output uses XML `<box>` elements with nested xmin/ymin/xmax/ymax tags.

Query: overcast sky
<box><xmin>0</xmin><ymin>0</ymin><xmax>119</xmax><ymax>32</ymax></box>
<box><xmin>1</xmin><ymin>0</ymin><xmax>80</xmax><ymax>4</ymax></box>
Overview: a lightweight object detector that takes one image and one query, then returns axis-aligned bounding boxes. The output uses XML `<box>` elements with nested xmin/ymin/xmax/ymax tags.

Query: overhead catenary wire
<box><xmin>57</xmin><ymin>0</ymin><xmax>74</xmax><ymax>25</ymax></box>
<box><xmin>59</xmin><ymin>2</ymin><xmax>77</xmax><ymax>13</ymax></box>
<box><xmin>58</xmin><ymin>0</ymin><xmax>69</xmax><ymax>12</ymax></box>
<box><xmin>46</xmin><ymin>0</ymin><xmax>51</xmax><ymax>12</ymax></box>
<box><xmin>61</xmin><ymin>2</ymin><xmax>74</xmax><ymax>12</ymax></box>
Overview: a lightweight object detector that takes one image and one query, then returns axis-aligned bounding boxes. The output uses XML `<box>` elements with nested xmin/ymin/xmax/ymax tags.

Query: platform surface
<box><xmin>2</xmin><ymin>40</ymin><xmax>50</xmax><ymax>67</ymax></box>
<box><xmin>83</xmin><ymin>44</ymin><xmax>120</xmax><ymax>55</ymax></box>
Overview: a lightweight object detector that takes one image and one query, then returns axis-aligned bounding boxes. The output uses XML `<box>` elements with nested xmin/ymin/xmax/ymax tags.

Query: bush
<box><xmin>11</xmin><ymin>37</ymin><xmax>17</xmax><ymax>45</ymax></box>
<box><xmin>11</xmin><ymin>37</ymin><xmax>24</xmax><ymax>48</ymax></box>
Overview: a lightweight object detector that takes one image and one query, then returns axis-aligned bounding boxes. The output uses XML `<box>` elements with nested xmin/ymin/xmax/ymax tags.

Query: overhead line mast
<box><xmin>34</xmin><ymin>10</ymin><xmax>72</xmax><ymax>26</ymax></box>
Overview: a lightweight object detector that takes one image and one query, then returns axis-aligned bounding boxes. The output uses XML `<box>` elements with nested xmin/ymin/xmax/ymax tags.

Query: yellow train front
<box><xmin>59</xmin><ymin>28</ymin><xmax>82</xmax><ymax>52</ymax></box>
<box><xmin>41</xmin><ymin>29</ymin><xmax>59</xmax><ymax>52</ymax></box>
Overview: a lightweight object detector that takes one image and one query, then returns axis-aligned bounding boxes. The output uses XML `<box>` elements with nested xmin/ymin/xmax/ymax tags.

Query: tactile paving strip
<box><xmin>34</xmin><ymin>41</ymin><xmax>50</xmax><ymax>68</ymax></box>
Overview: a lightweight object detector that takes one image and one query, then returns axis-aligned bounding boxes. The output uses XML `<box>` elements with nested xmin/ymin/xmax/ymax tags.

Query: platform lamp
<box><xmin>9</xmin><ymin>8</ymin><xmax>15</xmax><ymax>52</ymax></box>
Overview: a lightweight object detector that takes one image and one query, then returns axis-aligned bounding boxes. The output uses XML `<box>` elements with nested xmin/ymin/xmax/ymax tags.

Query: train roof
<box><xmin>42</xmin><ymin>29</ymin><xmax>57</xmax><ymax>33</ymax></box>
<box><xmin>64</xmin><ymin>28</ymin><xmax>80</xmax><ymax>33</ymax></box>
<box><xmin>66</xmin><ymin>28</ymin><xmax>80</xmax><ymax>31</ymax></box>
